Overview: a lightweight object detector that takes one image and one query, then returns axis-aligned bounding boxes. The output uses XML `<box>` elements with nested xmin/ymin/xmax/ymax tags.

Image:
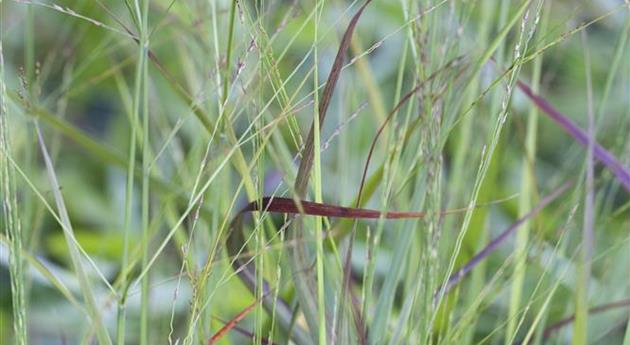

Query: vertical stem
<box><xmin>573</xmin><ymin>29</ymin><xmax>595</xmax><ymax>345</ymax></box>
<box><xmin>116</xmin><ymin>28</ymin><xmax>141</xmax><ymax>345</ymax></box>
<box><xmin>255</xmin><ymin>4</ymin><xmax>265</xmax><ymax>345</ymax></box>
<box><xmin>136</xmin><ymin>0</ymin><xmax>151</xmax><ymax>344</ymax></box>
<box><xmin>312</xmin><ymin>2</ymin><xmax>327</xmax><ymax>344</ymax></box>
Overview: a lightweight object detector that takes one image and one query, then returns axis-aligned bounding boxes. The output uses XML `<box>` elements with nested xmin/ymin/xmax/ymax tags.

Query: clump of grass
<box><xmin>1</xmin><ymin>1</ymin><xmax>629</xmax><ymax>345</ymax></box>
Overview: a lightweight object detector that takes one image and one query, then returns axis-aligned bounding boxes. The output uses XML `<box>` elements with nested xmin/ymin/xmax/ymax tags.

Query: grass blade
<box><xmin>36</xmin><ymin>125</ymin><xmax>113</xmax><ymax>345</ymax></box>
<box><xmin>290</xmin><ymin>1</ymin><xmax>372</xmax><ymax>343</ymax></box>
<box><xmin>1</xmin><ymin>32</ymin><xmax>28</xmax><ymax>345</ymax></box>
<box><xmin>516</xmin><ymin>79</ymin><xmax>630</xmax><ymax>192</ymax></box>
<box><xmin>440</xmin><ymin>181</ymin><xmax>571</xmax><ymax>296</ymax></box>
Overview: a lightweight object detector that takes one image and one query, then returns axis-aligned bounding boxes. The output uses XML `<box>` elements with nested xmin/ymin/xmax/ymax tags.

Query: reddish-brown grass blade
<box><xmin>208</xmin><ymin>294</ymin><xmax>268</xmax><ymax>345</ymax></box>
<box><xmin>238</xmin><ymin>196</ymin><xmax>487</xmax><ymax>220</ymax></box>
<box><xmin>209</xmin><ymin>316</ymin><xmax>278</xmax><ymax>345</ymax></box>
<box><xmin>238</xmin><ymin>196</ymin><xmax>504</xmax><ymax>223</ymax></box>
<box><xmin>241</xmin><ymin>196</ymin><xmax>427</xmax><ymax>219</ymax></box>
<box><xmin>294</xmin><ymin>0</ymin><xmax>373</xmax><ymax>196</ymax></box>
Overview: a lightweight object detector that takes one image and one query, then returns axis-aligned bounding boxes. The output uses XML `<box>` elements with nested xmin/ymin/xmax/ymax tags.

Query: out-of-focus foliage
<box><xmin>1</xmin><ymin>0</ymin><xmax>629</xmax><ymax>344</ymax></box>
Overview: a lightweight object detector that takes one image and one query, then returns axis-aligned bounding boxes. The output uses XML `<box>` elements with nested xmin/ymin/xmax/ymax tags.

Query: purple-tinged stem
<box><xmin>516</xmin><ymin>80</ymin><xmax>630</xmax><ymax>192</ymax></box>
<box><xmin>513</xmin><ymin>298</ymin><xmax>630</xmax><ymax>345</ymax></box>
<box><xmin>437</xmin><ymin>181</ymin><xmax>572</xmax><ymax>299</ymax></box>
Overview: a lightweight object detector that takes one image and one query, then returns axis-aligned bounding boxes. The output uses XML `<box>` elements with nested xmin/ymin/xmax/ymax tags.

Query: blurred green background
<box><xmin>1</xmin><ymin>0</ymin><xmax>629</xmax><ymax>344</ymax></box>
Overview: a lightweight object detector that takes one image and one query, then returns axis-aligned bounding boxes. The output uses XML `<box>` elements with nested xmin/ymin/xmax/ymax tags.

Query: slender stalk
<box><xmin>312</xmin><ymin>2</ymin><xmax>327</xmax><ymax>344</ymax></box>
<box><xmin>36</xmin><ymin>126</ymin><xmax>113</xmax><ymax>345</ymax></box>
<box><xmin>132</xmin><ymin>0</ymin><xmax>151</xmax><ymax>344</ymax></box>
<box><xmin>1</xmin><ymin>17</ymin><xmax>28</xmax><ymax>345</ymax></box>
<box><xmin>573</xmin><ymin>29</ymin><xmax>596</xmax><ymax>345</ymax></box>
<box><xmin>507</xmin><ymin>1</ymin><xmax>548</xmax><ymax>341</ymax></box>
<box><xmin>116</xmin><ymin>29</ymin><xmax>140</xmax><ymax>345</ymax></box>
